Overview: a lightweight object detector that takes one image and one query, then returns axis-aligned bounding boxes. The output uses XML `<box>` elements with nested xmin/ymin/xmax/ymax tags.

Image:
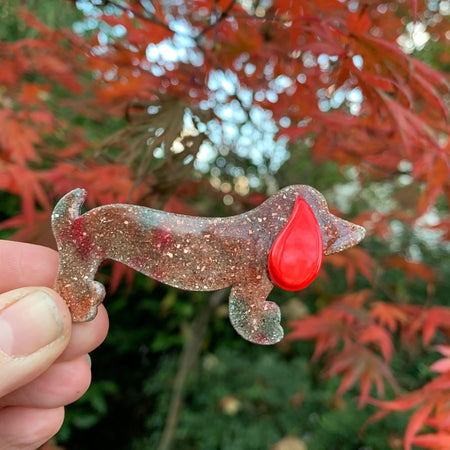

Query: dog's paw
<box><xmin>229</xmin><ymin>296</ymin><xmax>284</xmax><ymax>345</ymax></box>
<box><xmin>73</xmin><ymin>280</ymin><xmax>106</xmax><ymax>322</ymax></box>
<box><xmin>55</xmin><ymin>278</ymin><xmax>106</xmax><ymax>322</ymax></box>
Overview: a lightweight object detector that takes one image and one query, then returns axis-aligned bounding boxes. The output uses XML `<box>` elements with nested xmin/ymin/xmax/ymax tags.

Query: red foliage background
<box><xmin>0</xmin><ymin>1</ymin><xmax>449</xmax><ymax>448</ymax></box>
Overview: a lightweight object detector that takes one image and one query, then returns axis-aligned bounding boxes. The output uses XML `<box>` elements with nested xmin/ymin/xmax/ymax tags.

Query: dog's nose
<box><xmin>323</xmin><ymin>217</ymin><xmax>366</xmax><ymax>255</ymax></box>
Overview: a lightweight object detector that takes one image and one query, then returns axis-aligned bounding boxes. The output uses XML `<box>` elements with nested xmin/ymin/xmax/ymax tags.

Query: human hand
<box><xmin>0</xmin><ymin>240</ymin><xmax>109</xmax><ymax>449</ymax></box>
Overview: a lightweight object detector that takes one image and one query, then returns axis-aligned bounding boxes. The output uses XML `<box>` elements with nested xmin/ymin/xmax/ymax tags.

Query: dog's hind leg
<box><xmin>229</xmin><ymin>276</ymin><xmax>283</xmax><ymax>345</ymax></box>
<box><xmin>52</xmin><ymin>189</ymin><xmax>105</xmax><ymax>322</ymax></box>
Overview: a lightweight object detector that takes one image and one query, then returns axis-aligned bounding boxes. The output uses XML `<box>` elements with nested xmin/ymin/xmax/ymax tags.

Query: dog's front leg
<box><xmin>229</xmin><ymin>276</ymin><xmax>282</xmax><ymax>345</ymax></box>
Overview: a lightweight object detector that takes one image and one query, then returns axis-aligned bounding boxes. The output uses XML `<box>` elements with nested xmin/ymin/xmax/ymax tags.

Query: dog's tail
<box><xmin>52</xmin><ymin>189</ymin><xmax>106</xmax><ymax>322</ymax></box>
<box><xmin>51</xmin><ymin>188</ymin><xmax>87</xmax><ymax>243</ymax></box>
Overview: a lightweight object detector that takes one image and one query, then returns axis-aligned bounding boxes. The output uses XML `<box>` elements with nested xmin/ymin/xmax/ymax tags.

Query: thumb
<box><xmin>0</xmin><ymin>287</ymin><xmax>72</xmax><ymax>397</ymax></box>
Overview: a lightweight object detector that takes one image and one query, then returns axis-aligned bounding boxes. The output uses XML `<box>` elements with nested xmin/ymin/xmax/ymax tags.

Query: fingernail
<box><xmin>0</xmin><ymin>290</ymin><xmax>63</xmax><ymax>356</ymax></box>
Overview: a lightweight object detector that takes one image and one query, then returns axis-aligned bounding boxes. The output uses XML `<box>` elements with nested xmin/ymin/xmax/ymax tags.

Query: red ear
<box><xmin>268</xmin><ymin>197</ymin><xmax>323</xmax><ymax>291</ymax></box>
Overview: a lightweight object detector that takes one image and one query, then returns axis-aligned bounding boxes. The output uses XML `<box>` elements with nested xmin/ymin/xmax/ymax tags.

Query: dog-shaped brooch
<box><xmin>52</xmin><ymin>186</ymin><xmax>365</xmax><ymax>345</ymax></box>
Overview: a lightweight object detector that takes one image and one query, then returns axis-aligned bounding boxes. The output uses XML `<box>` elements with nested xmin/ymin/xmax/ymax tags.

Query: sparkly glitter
<box><xmin>52</xmin><ymin>186</ymin><xmax>365</xmax><ymax>345</ymax></box>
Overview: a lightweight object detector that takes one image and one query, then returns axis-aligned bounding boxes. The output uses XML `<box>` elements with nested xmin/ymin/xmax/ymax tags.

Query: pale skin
<box><xmin>0</xmin><ymin>241</ymin><xmax>109</xmax><ymax>449</ymax></box>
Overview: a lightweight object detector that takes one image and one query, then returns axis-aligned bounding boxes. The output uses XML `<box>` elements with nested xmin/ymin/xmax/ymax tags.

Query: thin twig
<box><xmin>102</xmin><ymin>0</ymin><xmax>174</xmax><ymax>34</ymax></box>
<box><xmin>157</xmin><ymin>289</ymin><xmax>228</xmax><ymax>450</ymax></box>
<box><xmin>196</xmin><ymin>0</ymin><xmax>237</xmax><ymax>39</ymax></box>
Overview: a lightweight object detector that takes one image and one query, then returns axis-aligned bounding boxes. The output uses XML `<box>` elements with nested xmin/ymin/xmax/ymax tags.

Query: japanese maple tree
<box><xmin>0</xmin><ymin>0</ymin><xmax>449</xmax><ymax>448</ymax></box>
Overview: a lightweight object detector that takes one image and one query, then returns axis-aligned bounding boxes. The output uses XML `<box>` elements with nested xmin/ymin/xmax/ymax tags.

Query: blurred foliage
<box><xmin>0</xmin><ymin>0</ymin><xmax>449</xmax><ymax>449</ymax></box>
<box><xmin>48</xmin><ymin>150</ymin><xmax>449</xmax><ymax>449</ymax></box>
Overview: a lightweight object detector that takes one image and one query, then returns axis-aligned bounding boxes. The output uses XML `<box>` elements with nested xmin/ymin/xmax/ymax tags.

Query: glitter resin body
<box><xmin>52</xmin><ymin>186</ymin><xmax>365</xmax><ymax>345</ymax></box>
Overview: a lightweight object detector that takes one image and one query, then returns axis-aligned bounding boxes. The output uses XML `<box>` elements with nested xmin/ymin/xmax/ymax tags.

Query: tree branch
<box><xmin>157</xmin><ymin>289</ymin><xmax>228</xmax><ymax>450</ymax></box>
<box><xmin>101</xmin><ymin>0</ymin><xmax>174</xmax><ymax>35</ymax></box>
<box><xmin>197</xmin><ymin>0</ymin><xmax>237</xmax><ymax>39</ymax></box>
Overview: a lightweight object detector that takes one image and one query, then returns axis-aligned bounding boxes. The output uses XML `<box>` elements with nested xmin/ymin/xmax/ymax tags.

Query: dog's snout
<box><xmin>323</xmin><ymin>216</ymin><xmax>366</xmax><ymax>255</ymax></box>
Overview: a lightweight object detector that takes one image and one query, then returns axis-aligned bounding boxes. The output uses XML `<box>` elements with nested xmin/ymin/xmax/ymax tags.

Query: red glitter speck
<box><xmin>71</xmin><ymin>217</ymin><xmax>94</xmax><ymax>258</ymax></box>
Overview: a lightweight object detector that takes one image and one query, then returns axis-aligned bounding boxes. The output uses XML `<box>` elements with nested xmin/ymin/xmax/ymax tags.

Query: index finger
<box><xmin>0</xmin><ymin>241</ymin><xmax>59</xmax><ymax>294</ymax></box>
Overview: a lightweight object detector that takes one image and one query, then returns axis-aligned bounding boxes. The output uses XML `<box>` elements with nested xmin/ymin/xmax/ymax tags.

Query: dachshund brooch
<box><xmin>52</xmin><ymin>186</ymin><xmax>365</xmax><ymax>345</ymax></box>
